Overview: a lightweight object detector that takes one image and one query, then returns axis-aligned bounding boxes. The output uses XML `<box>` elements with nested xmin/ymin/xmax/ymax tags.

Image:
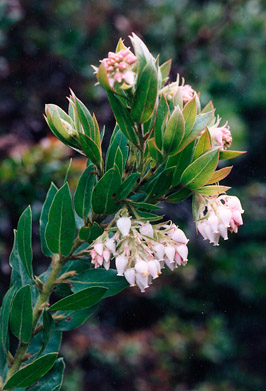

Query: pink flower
<box><xmin>197</xmin><ymin>195</ymin><xmax>244</xmax><ymax>245</ymax></box>
<box><xmin>209</xmin><ymin>116</ymin><xmax>232</xmax><ymax>150</ymax></box>
<box><xmin>101</xmin><ymin>48</ymin><xmax>137</xmax><ymax>88</ymax></box>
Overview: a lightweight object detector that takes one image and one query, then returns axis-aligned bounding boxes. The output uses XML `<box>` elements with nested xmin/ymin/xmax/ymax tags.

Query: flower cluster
<box><xmin>160</xmin><ymin>74</ymin><xmax>196</xmax><ymax>104</ymax></box>
<box><xmin>89</xmin><ymin>216</ymin><xmax>189</xmax><ymax>292</ymax></box>
<box><xmin>101</xmin><ymin>48</ymin><xmax>137</xmax><ymax>88</ymax></box>
<box><xmin>208</xmin><ymin>115</ymin><xmax>232</xmax><ymax>150</ymax></box>
<box><xmin>197</xmin><ymin>195</ymin><xmax>244</xmax><ymax>246</ymax></box>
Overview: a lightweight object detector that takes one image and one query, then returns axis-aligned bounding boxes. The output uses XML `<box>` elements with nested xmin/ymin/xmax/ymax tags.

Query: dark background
<box><xmin>0</xmin><ymin>1</ymin><xmax>266</xmax><ymax>390</ymax></box>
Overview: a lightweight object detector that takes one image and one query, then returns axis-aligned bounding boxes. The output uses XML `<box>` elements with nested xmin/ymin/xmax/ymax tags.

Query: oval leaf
<box><xmin>74</xmin><ymin>165</ymin><xmax>96</xmax><ymax>220</ymax></box>
<box><xmin>163</xmin><ymin>106</ymin><xmax>185</xmax><ymax>155</ymax></box>
<box><xmin>206</xmin><ymin>166</ymin><xmax>233</xmax><ymax>184</ymax></box>
<box><xmin>193</xmin><ymin>129</ymin><xmax>211</xmax><ymax>160</ymax></box>
<box><xmin>27</xmin><ymin>358</ymin><xmax>65</xmax><ymax>391</ymax></box>
<box><xmin>106</xmin><ymin>91</ymin><xmax>138</xmax><ymax>145</ymax></box>
<box><xmin>131</xmin><ymin>61</ymin><xmax>158</xmax><ymax>123</ymax></box>
<box><xmin>40</xmin><ymin>183</ymin><xmax>58</xmax><ymax>257</ymax></box>
<box><xmin>17</xmin><ymin>205</ymin><xmax>33</xmax><ymax>278</ymax></box>
<box><xmin>10</xmin><ymin>285</ymin><xmax>33</xmax><ymax>343</ymax></box>
<box><xmin>219</xmin><ymin>150</ymin><xmax>246</xmax><ymax>160</ymax></box>
<box><xmin>196</xmin><ymin>185</ymin><xmax>231</xmax><ymax>195</ymax></box>
<box><xmin>183</xmin><ymin>96</ymin><xmax>197</xmax><ymax>132</ymax></box>
<box><xmin>181</xmin><ymin>149</ymin><xmax>219</xmax><ymax>189</ymax></box>
<box><xmin>45</xmin><ymin>183</ymin><xmax>76</xmax><ymax>257</ymax></box>
<box><xmin>92</xmin><ymin>167</ymin><xmax>121</xmax><ymax>214</ymax></box>
<box><xmin>72</xmin><ymin>269</ymin><xmax>129</xmax><ymax>298</ymax></box>
<box><xmin>3</xmin><ymin>353</ymin><xmax>58</xmax><ymax>389</ymax></box>
<box><xmin>49</xmin><ymin>287</ymin><xmax>107</xmax><ymax>311</ymax></box>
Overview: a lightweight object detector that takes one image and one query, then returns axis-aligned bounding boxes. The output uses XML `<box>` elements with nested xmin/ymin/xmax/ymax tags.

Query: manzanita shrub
<box><xmin>0</xmin><ymin>34</ymin><xmax>245</xmax><ymax>390</ymax></box>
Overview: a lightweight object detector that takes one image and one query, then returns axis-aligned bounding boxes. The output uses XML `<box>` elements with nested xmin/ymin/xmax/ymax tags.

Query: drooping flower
<box><xmin>208</xmin><ymin>116</ymin><xmax>232</xmax><ymax>150</ymax></box>
<box><xmin>197</xmin><ymin>195</ymin><xmax>244</xmax><ymax>246</ymax></box>
<box><xmin>100</xmin><ymin>48</ymin><xmax>137</xmax><ymax>88</ymax></box>
<box><xmin>88</xmin><ymin>215</ymin><xmax>189</xmax><ymax>292</ymax></box>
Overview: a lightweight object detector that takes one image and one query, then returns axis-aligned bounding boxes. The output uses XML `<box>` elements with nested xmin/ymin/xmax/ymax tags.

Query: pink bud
<box><xmin>103</xmin><ymin>249</ymin><xmax>111</xmax><ymax>263</ymax></box>
<box><xmin>164</xmin><ymin>257</ymin><xmax>175</xmax><ymax>271</ymax></box>
<box><xmin>208</xmin><ymin>214</ymin><xmax>219</xmax><ymax>233</ymax></box>
<box><xmin>218</xmin><ymin>224</ymin><xmax>228</xmax><ymax>240</ymax></box>
<box><xmin>117</xmin><ymin>217</ymin><xmax>131</xmax><ymax>236</ymax></box>
<box><xmin>94</xmin><ymin>243</ymin><xmax>103</xmax><ymax>256</ymax></box>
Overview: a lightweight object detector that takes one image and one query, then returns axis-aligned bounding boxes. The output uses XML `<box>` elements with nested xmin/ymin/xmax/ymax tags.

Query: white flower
<box><xmin>115</xmin><ymin>254</ymin><xmax>128</xmax><ymax>276</ymax></box>
<box><xmin>135</xmin><ymin>260</ymin><xmax>149</xmax><ymax>276</ymax></box>
<box><xmin>117</xmin><ymin>217</ymin><xmax>131</xmax><ymax>236</ymax></box>
<box><xmin>171</xmin><ymin>227</ymin><xmax>189</xmax><ymax>244</ymax></box>
<box><xmin>94</xmin><ymin>242</ymin><xmax>103</xmax><ymax>256</ymax></box>
<box><xmin>124</xmin><ymin>268</ymin><xmax>136</xmax><ymax>286</ymax></box>
<box><xmin>140</xmin><ymin>223</ymin><xmax>153</xmax><ymax>238</ymax></box>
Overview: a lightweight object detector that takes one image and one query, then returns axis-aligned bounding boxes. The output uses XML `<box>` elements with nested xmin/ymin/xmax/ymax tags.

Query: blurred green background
<box><xmin>0</xmin><ymin>0</ymin><xmax>266</xmax><ymax>390</ymax></box>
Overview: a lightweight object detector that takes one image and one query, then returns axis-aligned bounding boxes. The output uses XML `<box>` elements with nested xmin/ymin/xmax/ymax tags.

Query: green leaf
<box><xmin>49</xmin><ymin>287</ymin><xmax>107</xmax><ymax>311</ymax></box>
<box><xmin>206</xmin><ymin>166</ymin><xmax>233</xmax><ymax>184</ymax></box>
<box><xmin>168</xmin><ymin>142</ymin><xmax>195</xmax><ymax>186</ymax></box>
<box><xmin>37</xmin><ymin>311</ymin><xmax>55</xmax><ymax>358</ymax></box>
<box><xmin>131</xmin><ymin>201</ymin><xmax>161</xmax><ymax>210</ymax></box>
<box><xmin>92</xmin><ymin>167</ymin><xmax>121</xmax><ymax>214</ymax></box>
<box><xmin>114</xmin><ymin>147</ymin><xmax>124</xmax><ymax>174</ymax></box>
<box><xmin>3</xmin><ymin>353</ymin><xmax>58</xmax><ymax>390</ymax></box>
<box><xmin>17</xmin><ymin>206</ymin><xmax>33</xmax><ymax>278</ymax></box>
<box><xmin>201</xmin><ymin>100</ymin><xmax>214</xmax><ymax>114</ymax></box>
<box><xmin>9</xmin><ymin>230</ymin><xmax>32</xmax><ymax>288</ymax></box>
<box><xmin>27</xmin><ymin>358</ymin><xmax>65</xmax><ymax>391</ymax></box>
<box><xmin>40</xmin><ymin>183</ymin><xmax>58</xmax><ymax>257</ymax></box>
<box><xmin>131</xmin><ymin>61</ymin><xmax>158</xmax><ymax>123</ymax></box>
<box><xmin>219</xmin><ymin>150</ymin><xmax>246</xmax><ymax>160</ymax></box>
<box><xmin>45</xmin><ymin>183</ymin><xmax>76</xmax><ymax>257</ymax></box>
<box><xmin>78</xmin><ymin>222</ymin><xmax>103</xmax><ymax>242</ymax></box>
<box><xmin>55</xmin><ymin>306</ymin><xmax>97</xmax><ymax>331</ymax></box>
<box><xmin>147</xmin><ymin>168</ymin><xmax>174</xmax><ymax>201</ymax></box>
<box><xmin>193</xmin><ymin>129</ymin><xmax>211</xmax><ymax>160</ymax></box>
<box><xmin>74</xmin><ymin>165</ymin><xmax>96</xmax><ymax>220</ymax></box>
<box><xmin>28</xmin><ymin>331</ymin><xmax>62</xmax><ymax>360</ymax></box>
<box><xmin>177</xmin><ymin>110</ymin><xmax>214</xmax><ymax>153</ymax></box>
<box><xmin>107</xmin><ymin>91</ymin><xmax>138</xmax><ymax>145</ymax></box>
<box><xmin>181</xmin><ymin>149</ymin><xmax>219</xmax><ymax>190</ymax></box>
<box><xmin>182</xmin><ymin>96</ymin><xmax>197</xmax><ymax>132</ymax></box>
<box><xmin>166</xmin><ymin>188</ymin><xmax>192</xmax><ymax>203</ymax></box>
<box><xmin>160</xmin><ymin>59</ymin><xmax>172</xmax><ymax>85</ymax></box>
<box><xmin>134</xmin><ymin>209</ymin><xmax>162</xmax><ymax>221</ymax></box>
<box><xmin>10</xmin><ymin>285</ymin><xmax>33</xmax><ymax>343</ymax></box>
<box><xmin>0</xmin><ymin>285</ymin><xmax>17</xmax><ymax>356</ymax></box>
<box><xmin>72</xmin><ymin>269</ymin><xmax>128</xmax><ymax>298</ymax></box>
<box><xmin>74</xmin><ymin>96</ymin><xmax>95</xmax><ymax>139</ymax></box>
<box><xmin>154</xmin><ymin>94</ymin><xmax>169</xmax><ymax>150</ymax></box>
<box><xmin>147</xmin><ymin>138</ymin><xmax>164</xmax><ymax>164</ymax></box>
<box><xmin>105</xmin><ymin>126</ymin><xmax>128</xmax><ymax>172</ymax></box>
<box><xmin>196</xmin><ymin>185</ymin><xmax>231</xmax><ymax>195</ymax></box>
<box><xmin>130</xmin><ymin>33</ymin><xmax>153</xmax><ymax>73</ymax></box>
<box><xmin>78</xmin><ymin>133</ymin><xmax>102</xmax><ymax>167</ymax></box>
<box><xmin>118</xmin><ymin>173</ymin><xmax>140</xmax><ymax>201</ymax></box>
<box><xmin>163</xmin><ymin>106</ymin><xmax>185</xmax><ymax>155</ymax></box>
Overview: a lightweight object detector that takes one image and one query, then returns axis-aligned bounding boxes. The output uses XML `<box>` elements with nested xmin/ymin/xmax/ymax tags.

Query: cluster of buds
<box><xmin>89</xmin><ymin>216</ymin><xmax>189</xmax><ymax>292</ymax></box>
<box><xmin>160</xmin><ymin>74</ymin><xmax>196</xmax><ymax>104</ymax></box>
<box><xmin>208</xmin><ymin>115</ymin><xmax>232</xmax><ymax>150</ymax></box>
<box><xmin>197</xmin><ymin>195</ymin><xmax>244</xmax><ymax>246</ymax></box>
<box><xmin>100</xmin><ymin>48</ymin><xmax>137</xmax><ymax>88</ymax></box>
